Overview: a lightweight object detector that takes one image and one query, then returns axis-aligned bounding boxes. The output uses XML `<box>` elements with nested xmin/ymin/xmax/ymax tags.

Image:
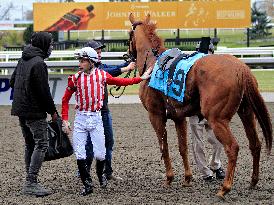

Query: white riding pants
<box><xmin>73</xmin><ymin>110</ymin><xmax>106</xmax><ymax>161</ymax></box>
<box><xmin>189</xmin><ymin>115</ymin><xmax>222</xmax><ymax>178</ymax></box>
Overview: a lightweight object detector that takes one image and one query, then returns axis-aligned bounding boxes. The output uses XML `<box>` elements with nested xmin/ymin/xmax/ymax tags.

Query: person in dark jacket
<box><xmin>10</xmin><ymin>32</ymin><xmax>58</xmax><ymax>197</ymax></box>
<box><xmin>84</xmin><ymin>40</ymin><xmax>135</xmax><ymax>181</ymax></box>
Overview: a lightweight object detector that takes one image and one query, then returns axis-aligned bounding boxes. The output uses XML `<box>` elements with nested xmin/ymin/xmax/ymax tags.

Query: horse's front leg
<box><xmin>149</xmin><ymin>112</ymin><xmax>174</xmax><ymax>186</ymax></box>
<box><xmin>174</xmin><ymin>118</ymin><xmax>192</xmax><ymax>186</ymax></box>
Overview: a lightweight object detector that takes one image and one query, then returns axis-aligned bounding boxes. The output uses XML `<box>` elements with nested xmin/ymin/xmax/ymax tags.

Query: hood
<box><xmin>31</xmin><ymin>32</ymin><xmax>52</xmax><ymax>57</ymax></box>
<box><xmin>22</xmin><ymin>45</ymin><xmax>46</xmax><ymax>60</ymax></box>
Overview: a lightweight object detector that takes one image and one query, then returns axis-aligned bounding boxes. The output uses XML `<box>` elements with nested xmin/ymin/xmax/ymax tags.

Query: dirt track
<box><xmin>0</xmin><ymin>103</ymin><xmax>273</xmax><ymax>205</ymax></box>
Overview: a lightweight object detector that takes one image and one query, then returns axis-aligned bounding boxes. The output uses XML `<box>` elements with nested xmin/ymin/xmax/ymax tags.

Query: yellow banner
<box><xmin>178</xmin><ymin>1</ymin><xmax>251</xmax><ymax>28</ymax></box>
<box><xmin>33</xmin><ymin>1</ymin><xmax>250</xmax><ymax>31</ymax></box>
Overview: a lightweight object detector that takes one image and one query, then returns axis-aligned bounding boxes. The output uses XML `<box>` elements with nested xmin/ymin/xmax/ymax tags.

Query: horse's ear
<box><xmin>129</xmin><ymin>13</ymin><xmax>135</xmax><ymax>24</ymax></box>
<box><xmin>144</xmin><ymin>14</ymin><xmax>151</xmax><ymax>24</ymax></box>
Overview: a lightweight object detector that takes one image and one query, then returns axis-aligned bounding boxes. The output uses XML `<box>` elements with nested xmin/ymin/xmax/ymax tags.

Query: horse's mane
<box><xmin>142</xmin><ymin>21</ymin><xmax>166</xmax><ymax>54</ymax></box>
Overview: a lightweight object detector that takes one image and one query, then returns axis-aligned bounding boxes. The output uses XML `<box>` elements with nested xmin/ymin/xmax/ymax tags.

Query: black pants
<box><xmin>19</xmin><ymin>117</ymin><xmax>48</xmax><ymax>181</ymax></box>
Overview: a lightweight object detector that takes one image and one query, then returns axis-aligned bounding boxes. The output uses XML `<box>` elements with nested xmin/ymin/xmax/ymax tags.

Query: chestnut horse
<box><xmin>128</xmin><ymin>13</ymin><xmax>272</xmax><ymax>198</ymax></box>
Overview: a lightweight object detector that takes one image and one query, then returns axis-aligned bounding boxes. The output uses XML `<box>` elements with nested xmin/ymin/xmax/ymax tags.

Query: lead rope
<box><xmin>109</xmin><ymin>68</ymin><xmax>138</xmax><ymax>98</ymax></box>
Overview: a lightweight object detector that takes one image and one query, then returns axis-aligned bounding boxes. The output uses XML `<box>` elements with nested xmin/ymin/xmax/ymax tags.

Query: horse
<box><xmin>128</xmin><ymin>13</ymin><xmax>272</xmax><ymax>199</ymax></box>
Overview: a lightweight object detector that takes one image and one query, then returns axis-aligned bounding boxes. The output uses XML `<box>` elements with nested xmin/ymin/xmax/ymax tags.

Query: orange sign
<box><xmin>33</xmin><ymin>1</ymin><xmax>250</xmax><ymax>31</ymax></box>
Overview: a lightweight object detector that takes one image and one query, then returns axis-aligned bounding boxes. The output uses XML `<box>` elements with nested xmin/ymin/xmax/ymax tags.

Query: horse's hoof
<box><xmin>250</xmin><ymin>179</ymin><xmax>258</xmax><ymax>188</ymax></box>
<box><xmin>249</xmin><ymin>184</ymin><xmax>257</xmax><ymax>189</ymax></box>
<box><xmin>164</xmin><ymin>183</ymin><xmax>171</xmax><ymax>188</ymax></box>
<box><xmin>216</xmin><ymin>192</ymin><xmax>226</xmax><ymax>201</ymax></box>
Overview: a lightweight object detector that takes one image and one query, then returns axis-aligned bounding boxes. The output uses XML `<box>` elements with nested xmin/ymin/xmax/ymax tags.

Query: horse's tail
<box><xmin>245</xmin><ymin>71</ymin><xmax>273</xmax><ymax>155</ymax></box>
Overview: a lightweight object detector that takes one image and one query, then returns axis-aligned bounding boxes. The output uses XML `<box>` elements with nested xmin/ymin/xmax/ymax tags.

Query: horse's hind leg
<box><xmin>209</xmin><ymin>119</ymin><xmax>239</xmax><ymax>198</ymax></box>
<box><xmin>174</xmin><ymin>118</ymin><xmax>192</xmax><ymax>186</ymax></box>
<box><xmin>149</xmin><ymin>112</ymin><xmax>174</xmax><ymax>186</ymax></box>
<box><xmin>237</xmin><ymin>97</ymin><xmax>261</xmax><ymax>187</ymax></box>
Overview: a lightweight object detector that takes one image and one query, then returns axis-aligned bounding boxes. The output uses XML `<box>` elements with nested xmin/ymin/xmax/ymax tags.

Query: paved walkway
<box><xmin>108</xmin><ymin>92</ymin><xmax>274</xmax><ymax>104</ymax></box>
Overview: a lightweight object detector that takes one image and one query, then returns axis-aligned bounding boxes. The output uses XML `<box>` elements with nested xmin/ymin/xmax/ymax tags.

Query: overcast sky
<box><xmin>0</xmin><ymin>0</ymin><xmax>256</xmax><ymax>21</ymax></box>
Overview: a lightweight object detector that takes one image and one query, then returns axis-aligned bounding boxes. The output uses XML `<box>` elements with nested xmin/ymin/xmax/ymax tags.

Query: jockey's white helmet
<box><xmin>74</xmin><ymin>47</ymin><xmax>99</xmax><ymax>63</ymax></box>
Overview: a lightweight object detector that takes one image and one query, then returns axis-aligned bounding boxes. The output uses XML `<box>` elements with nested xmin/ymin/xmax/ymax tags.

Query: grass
<box><xmin>106</xmin><ymin>69</ymin><xmax>274</xmax><ymax>96</ymax></box>
<box><xmin>251</xmin><ymin>70</ymin><xmax>274</xmax><ymax>92</ymax></box>
<box><xmin>1</xmin><ymin>28</ymin><xmax>273</xmax><ymax>50</ymax></box>
<box><xmin>67</xmin><ymin>28</ymin><xmax>274</xmax><ymax>48</ymax></box>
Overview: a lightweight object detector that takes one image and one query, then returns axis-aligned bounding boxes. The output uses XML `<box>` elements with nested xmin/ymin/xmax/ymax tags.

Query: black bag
<box><xmin>44</xmin><ymin>117</ymin><xmax>74</xmax><ymax>161</ymax></box>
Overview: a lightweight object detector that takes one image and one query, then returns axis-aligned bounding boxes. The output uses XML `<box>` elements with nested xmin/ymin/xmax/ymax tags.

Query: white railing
<box><xmin>1</xmin><ymin>48</ymin><xmax>274</xmax><ymax>61</ymax></box>
<box><xmin>0</xmin><ymin>48</ymin><xmax>273</xmax><ymax>75</ymax></box>
<box><xmin>0</xmin><ymin>51</ymin><xmax>126</xmax><ymax>62</ymax></box>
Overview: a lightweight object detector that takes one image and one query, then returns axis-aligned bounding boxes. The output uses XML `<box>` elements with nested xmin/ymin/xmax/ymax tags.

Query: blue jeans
<box><xmin>86</xmin><ymin>110</ymin><xmax>114</xmax><ymax>176</ymax></box>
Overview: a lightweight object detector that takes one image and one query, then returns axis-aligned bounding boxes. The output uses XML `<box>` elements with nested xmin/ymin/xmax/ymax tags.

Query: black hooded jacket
<box><xmin>10</xmin><ymin>32</ymin><xmax>56</xmax><ymax>119</ymax></box>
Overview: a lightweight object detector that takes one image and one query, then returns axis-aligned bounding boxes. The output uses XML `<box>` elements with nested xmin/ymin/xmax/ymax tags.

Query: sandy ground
<box><xmin>0</xmin><ymin>103</ymin><xmax>273</xmax><ymax>205</ymax></box>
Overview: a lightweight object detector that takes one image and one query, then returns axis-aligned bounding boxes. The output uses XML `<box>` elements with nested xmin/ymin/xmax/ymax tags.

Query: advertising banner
<box><xmin>178</xmin><ymin>1</ymin><xmax>251</xmax><ymax>28</ymax></box>
<box><xmin>33</xmin><ymin>1</ymin><xmax>250</xmax><ymax>31</ymax></box>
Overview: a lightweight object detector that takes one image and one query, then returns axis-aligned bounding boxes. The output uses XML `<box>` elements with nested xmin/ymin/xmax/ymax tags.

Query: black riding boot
<box><xmin>77</xmin><ymin>159</ymin><xmax>93</xmax><ymax>196</ymax></box>
<box><xmin>96</xmin><ymin>160</ymin><xmax>107</xmax><ymax>188</ymax></box>
<box><xmin>85</xmin><ymin>157</ymin><xmax>93</xmax><ymax>175</ymax></box>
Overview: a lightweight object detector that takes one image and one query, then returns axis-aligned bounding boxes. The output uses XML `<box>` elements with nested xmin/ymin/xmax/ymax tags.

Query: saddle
<box><xmin>157</xmin><ymin>48</ymin><xmax>198</xmax><ymax>85</ymax></box>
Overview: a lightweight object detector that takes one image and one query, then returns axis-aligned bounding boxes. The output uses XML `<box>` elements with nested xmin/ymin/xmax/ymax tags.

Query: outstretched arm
<box><xmin>106</xmin><ymin>72</ymin><xmax>142</xmax><ymax>86</ymax></box>
<box><xmin>61</xmin><ymin>78</ymin><xmax>75</xmax><ymax>121</ymax></box>
<box><xmin>105</xmin><ymin>66</ymin><xmax>152</xmax><ymax>86</ymax></box>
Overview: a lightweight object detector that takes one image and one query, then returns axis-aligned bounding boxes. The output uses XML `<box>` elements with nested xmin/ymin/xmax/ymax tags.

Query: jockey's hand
<box><xmin>62</xmin><ymin>120</ymin><xmax>71</xmax><ymax>134</ymax></box>
<box><xmin>51</xmin><ymin>112</ymin><xmax>58</xmax><ymax>122</ymax></box>
<box><xmin>140</xmin><ymin>66</ymin><xmax>153</xmax><ymax>80</ymax></box>
<box><xmin>121</xmin><ymin>62</ymin><xmax>136</xmax><ymax>73</ymax></box>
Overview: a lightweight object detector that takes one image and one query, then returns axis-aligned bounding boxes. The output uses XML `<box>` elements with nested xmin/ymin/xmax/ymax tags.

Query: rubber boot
<box><xmin>96</xmin><ymin>160</ymin><xmax>107</xmax><ymax>188</ymax></box>
<box><xmin>77</xmin><ymin>159</ymin><xmax>93</xmax><ymax>196</ymax></box>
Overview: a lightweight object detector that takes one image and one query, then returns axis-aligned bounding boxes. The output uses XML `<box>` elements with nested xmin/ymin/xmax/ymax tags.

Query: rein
<box><xmin>109</xmin><ymin>68</ymin><xmax>137</xmax><ymax>98</ymax></box>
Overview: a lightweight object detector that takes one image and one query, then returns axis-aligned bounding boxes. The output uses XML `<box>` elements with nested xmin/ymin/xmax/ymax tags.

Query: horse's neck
<box><xmin>137</xmin><ymin>46</ymin><xmax>166</xmax><ymax>75</ymax></box>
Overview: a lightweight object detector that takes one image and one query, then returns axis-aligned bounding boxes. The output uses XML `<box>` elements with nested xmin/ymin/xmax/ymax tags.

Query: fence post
<box><xmin>101</xmin><ymin>30</ymin><xmax>105</xmax><ymax>50</ymax></box>
<box><xmin>176</xmin><ymin>28</ymin><xmax>180</xmax><ymax>45</ymax></box>
<box><xmin>247</xmin><ymin>28</ymin><xmax>250</xmax><ymax>47</ymax></box>
<box><xmin>67</xmin><ymin>30</ymin><xmax>71</xmax><ymax>41</ymax></box>
<box><xmin>214</xmin><ymin>28</ymin><xmax>217</xmax><ymax>38</ymax></box>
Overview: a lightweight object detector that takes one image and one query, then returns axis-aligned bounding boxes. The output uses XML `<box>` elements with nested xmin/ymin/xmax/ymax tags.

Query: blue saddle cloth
<box><xmin>148</xmin><ymin>50</ymin><xmax>207</xmax><ymax>102</ymax></box>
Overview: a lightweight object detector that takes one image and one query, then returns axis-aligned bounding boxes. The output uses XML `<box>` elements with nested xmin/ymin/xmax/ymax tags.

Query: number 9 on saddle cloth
<box><xmin>149</xmin><ymin>37</ymin><xmax>213</xmax><ymax>103</ymax></box>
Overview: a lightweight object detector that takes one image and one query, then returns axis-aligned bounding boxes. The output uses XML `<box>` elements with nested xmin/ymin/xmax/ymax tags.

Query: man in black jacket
<box><xmin>10</xmin><ymin>32</ymin><xmax>58</xmax><ymax>197</ymax></box>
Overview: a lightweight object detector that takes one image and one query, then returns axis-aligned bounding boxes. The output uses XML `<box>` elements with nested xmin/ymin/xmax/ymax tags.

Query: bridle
<box><xmin>109</xmin><ymin>22</ymin><xmax>143</xmax><ymax>98</ymax></box>
<box><xmin>109</xmin><ymin>21</ymin><xmax>160</xmax><ymax>98</ymax></box>
<box><xmin>128</xmin><ymin>21</ymin><xmax>159</xmax><ymax>76</ymax></box>
<box><xmin>127</xmin><ymin>21</ymin><xmax>142</xmax><ymax>62</ymax></box>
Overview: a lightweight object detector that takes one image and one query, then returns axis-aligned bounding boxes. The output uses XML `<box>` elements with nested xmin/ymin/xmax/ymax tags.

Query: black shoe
<box><xmin>212</xmin><ymin>167</ymin><xmax>225</xmax><ymax>179</ymax></box>
<box><xmin>99</xmin><ymin>174</ymin><xmax>107</xmax><ymax>188</ymax></box>
<box><xmin>203</xmin><ymin>175</ymin><xmax>214</xmax><ymax>181</ymax></box>
<box><xmin>80</xmin><ymin>179</ymin><xmax>93</xmax><ymax>196</ymax></box>
<box><xmin>106</xmin><ymin>174</ymin><xmax>123</xmax><ymax>181</ymax></box>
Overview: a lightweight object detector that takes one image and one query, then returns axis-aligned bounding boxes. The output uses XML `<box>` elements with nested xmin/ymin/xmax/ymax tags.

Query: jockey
<box><xmin>84</xmin><ymin>40</ymin><xmax>136</xmax><ymax>182</ymax></box>
<box><xmin>61</xmin><ymin>47</ymin><xmax>152</xmax><ymax>196</ymax></box>
<box><xmin>190</xmin><ymin>38</ymin><xmax>225</xmax><ymax>181</ymax></box>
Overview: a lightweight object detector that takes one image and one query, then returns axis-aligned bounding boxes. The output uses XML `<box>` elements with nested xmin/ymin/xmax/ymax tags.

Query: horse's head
<box><xmin>128</xmin><ymin>13</ymin><xmax>166</xmax><ymax>75</ymax></box>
